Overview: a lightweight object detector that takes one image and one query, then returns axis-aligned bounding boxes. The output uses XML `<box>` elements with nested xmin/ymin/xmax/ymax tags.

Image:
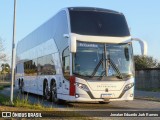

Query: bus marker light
<box><xmin>69</xmin><ymin>76</ymin><xmax>75</xmax><ymax>96</ymax></box>
<box><xmin>75</xmin><ymin>94</ymin><xmax>79</xmax><ymax>98</ymax></box>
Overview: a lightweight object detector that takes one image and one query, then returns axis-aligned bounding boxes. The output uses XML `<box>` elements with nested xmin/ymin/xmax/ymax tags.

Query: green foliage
<box><xmin>0</xmin><ymin>93</ymin><xmax>53</xmax><ymax>110</ymax></box>
<box><xmin>157</xmin><ymin>63</ymin><xmax>160</xmax><ymax>68</ymax></box>
<box><xmin>1</xmin><ymin>63</ymin><xmax>10</xmax><ymax>74</ymax></box>
<box><xmin>14</xmin><ymin>94</ymin><xmax>51</xmax><ymax>110</ymax></box>
<box><xmin>134</xmin><ymin>55</ymin><xmax>159</xmax><ymax>70</ymax></box>
<box><xmin>0</xmin><ymin>84</ymin><xmax>10</xmax><ymax>90</ymax></box>
<box><xmin>0</xmin><ymin>94</ymin><xmax>10</xmax><ymax>105</ymax></box>
<box><xmin>0</xmin><ymin>86</ymin><xmax>4</xmax><ymax>90</ymax></box>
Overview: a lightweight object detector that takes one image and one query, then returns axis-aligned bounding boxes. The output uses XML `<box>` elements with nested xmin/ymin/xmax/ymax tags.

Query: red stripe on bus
<box><xmin>69</xmin><ymin>76</ymin><xmax>75</xmax><ymax>96</ymax></box>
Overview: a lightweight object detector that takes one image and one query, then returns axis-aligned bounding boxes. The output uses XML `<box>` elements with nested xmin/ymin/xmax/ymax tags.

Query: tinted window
<box><xmin>24</xmin><ymin>59</ymin><xmax>37</xmax><ymax>76</ymax></box>
<box><xmin>45</xmin><ymin>55</ymin><xmax>56</xmax><ymax>75</ymax></box>
<box><xmin>37</xmin><ymin>57</ymin><xmax>45</xmax><ymax>75</ymax></box>
<box><xmin>37</xmin><ymin>55</ymin><xmax>56</xmax><ymax>75</ymax></box>
<box><xmin>62</xmin><ymin>47</ymin><xmax>70</xmax><ymax>80</ymax></box>
<box><xmin>70</xmin><ymin>11</ymin><xmax>130</xmax><ymax>37</ymax></box>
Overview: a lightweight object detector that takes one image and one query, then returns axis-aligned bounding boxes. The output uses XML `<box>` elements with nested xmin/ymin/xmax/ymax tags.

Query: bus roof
<box><xmin>67</xmin><ymin>7</ymin><xmax>122</xmax><ymax>15</ymax></box>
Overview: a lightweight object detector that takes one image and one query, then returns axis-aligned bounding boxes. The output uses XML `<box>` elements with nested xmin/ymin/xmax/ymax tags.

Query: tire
<box><xmin>18</xmin><ymin>79</ymin><xmax>21</xmax><ymax>89</ymax></box>
<box><xmin>50</xmin><ymin>80</ymin><xmax>65</xmax><ymax>104</ymax></box>
<box><xmin>20</xmin><ymin>80</ymin><xmax>24</xmax><ymax>94</ymax></box>
<box><xmin>43</xmin><ymin>81</ymin><xmax>50</xmax><ymax>100</ymax></box>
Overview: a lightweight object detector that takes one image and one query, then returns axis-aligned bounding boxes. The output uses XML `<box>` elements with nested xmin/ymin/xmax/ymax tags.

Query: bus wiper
<box><xmin>97</xmin><ymin>58</ymin><xmax>123</xmax><ymax>80</ymax></box>
<box><xmin>90</xmin><ymin>58</ymin><xmax>104</xmax><ymax>78</ymax></box>
<box><xmin>108</xmin><ymin>58</ymin><xmax>123</xmax><ymax>79</ymax></box>
<box><xmin>90</xmin><ymin>57</ymin><xmax>123</xmax><ymax>79</ymax></box>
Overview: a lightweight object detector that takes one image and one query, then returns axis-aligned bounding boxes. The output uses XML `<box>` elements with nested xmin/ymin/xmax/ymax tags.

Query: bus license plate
<box><xmin>101</xmin><ymin>93</ymin><xmax>112</xmax><ymax>98</ymax></box>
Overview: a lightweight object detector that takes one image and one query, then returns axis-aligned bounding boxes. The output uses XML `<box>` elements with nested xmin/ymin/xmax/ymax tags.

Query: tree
<box><xmin>134</xmin><ymin>55</ymin><xmax>159</xmax><ymax>70</ymax></box>
<box><xmin>0</xmin><ymin>37</ymin><xmax>7</xmax><ymax>62</ymax></box>
<box><xmin>157</xmin><ymin>63</ymin><xmax>160</xmax><ymax>68</ymax></box>
<box><xmin>1</xmin><ymin>63</ymin><xmax>10</xmax><ymax>74</ymax></box>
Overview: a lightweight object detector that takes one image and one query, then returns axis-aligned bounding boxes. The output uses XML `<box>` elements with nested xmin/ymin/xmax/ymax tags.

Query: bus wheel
<box><xmin>44</xmin><ymin>81</ymin><xmax>50</xmax><ymax>100</ymax></box>
<box><xmin>50</xmin><ymin>81</ymin><xmax>59</xmax><ymax>103</ymax></box>
<box><xmin>18</xmin><ymin>79</ymin><xmax>21</xmax><ymax>89</ymax></box>
<box><xmin>20</xmin><ymin>80</ymin><xmax>24</xmax><ymax>94</ymax></box>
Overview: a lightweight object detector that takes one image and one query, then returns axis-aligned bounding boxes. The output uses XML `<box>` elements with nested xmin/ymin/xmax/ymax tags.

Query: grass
<box><xmin>0</xmin><ymin>93</ymin><xmax>91</xmax><ymax>119</ymax></box>
<box><xmin>0</xmin><ymin>83</ymin><xmax>53</xmax><ymax>111</ymax></box>
<box><xmin>0</xmin><ymin>81</ymin><xmax>11</xmax><ymax>91</ymax></box>
<box><xmin>0</xmin><ymin>85</ymin><xmax>10</xmax><ymax>90</ymax></box>
<box><xmin>0</xmin><ymin>85</ymin><xmax>4</xmax><ymax>90</ymax></box>
<box><xmin>0</xmin><ymin>93</ymin><xmax>53</xmax><ymax>111</ymax></box>
<box><xmin>0</xmin><ymin>93</ymin><xmax>10</xmax><ymax>105</ymax></box>
<box><xmin>0</xmin><ymin>85</ymin><xmax>94</xmax><ymax>119</ymax></box>
<box><xmin>14</xmin><ymin>95</ymin><xmax>53</xmax><ymax>111</ymax></box>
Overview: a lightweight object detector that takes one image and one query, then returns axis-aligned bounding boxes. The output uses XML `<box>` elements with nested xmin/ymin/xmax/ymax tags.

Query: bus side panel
<box><xmin>15</xmin><ymin>10</ymin><xmax>70</xmax><ymax>100</ymax></box>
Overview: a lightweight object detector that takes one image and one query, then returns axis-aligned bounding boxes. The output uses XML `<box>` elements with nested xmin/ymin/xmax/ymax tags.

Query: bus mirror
<box><xmin>131</xmin><ymin>38</ymin><xmax>147</xmax><ymax>56</ymax></box>
<box><xmin>70</xmin><ymin>36</ymin><xmax>77</xmax><ymax>53</ymax></box>
<box><xmin>63</xmin><ymin>34</ymin><xmax>69</xmax><ymax>38</ymax></box>
<box><xmin>124</xmin><ymin>47</ymin><xmax>129</xmax><ymax>61</ymax></box>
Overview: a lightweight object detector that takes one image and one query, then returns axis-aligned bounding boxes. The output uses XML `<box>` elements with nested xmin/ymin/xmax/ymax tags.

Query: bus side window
<box><xmin>45</xmin><ymin>54</ymin><xmax>56</xmax><ymax>75</ymax></box>
<box><xmin>62</xmin><ymin>47</ymin><xmax>70</xmax><ymax>80</ymax></box>
<box><xmin>37</xmin><ymin>57</ymin><xmax>44</xmax><ymax>75</ymax></box>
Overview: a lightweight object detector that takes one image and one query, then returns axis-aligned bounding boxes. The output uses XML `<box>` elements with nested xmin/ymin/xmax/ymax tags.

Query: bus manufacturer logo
<box><xmin>105</xmin><ymin>88</ymin><xmax>108</xmax><ymax>92</ymax></box>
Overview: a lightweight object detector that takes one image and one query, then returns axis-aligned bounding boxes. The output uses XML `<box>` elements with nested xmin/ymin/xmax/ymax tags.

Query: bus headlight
<box><xmin>76</xmin><ymin>83</ymin><xmax>90</xmax><ymax>92</ymax></box>
<box><xmin>123</xmin><ymin>83</ymin><xmax>134</xmax><ymax>92</ymax></box>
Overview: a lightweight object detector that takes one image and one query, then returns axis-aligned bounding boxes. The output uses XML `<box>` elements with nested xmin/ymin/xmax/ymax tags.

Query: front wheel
<box><xmin>50</xmin><ymin>81</ymin><xmax>59</xmax><ymax>103</ymax></box>
<box><xmin>50</xmin><ymin>81</ymin><xmax>65</xmax><ymax>104</ymax></box>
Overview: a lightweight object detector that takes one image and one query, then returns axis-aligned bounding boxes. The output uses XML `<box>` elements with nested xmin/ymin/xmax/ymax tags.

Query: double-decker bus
<box><xmin>15</xmin><ymin>7</ymin><xmax>147</xmax><ymax>104</ymax></box>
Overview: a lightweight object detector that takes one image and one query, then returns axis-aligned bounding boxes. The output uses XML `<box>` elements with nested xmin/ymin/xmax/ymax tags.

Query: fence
<box><xmin>135</xmin><ymin>68</ymin><xmax>160</xmax><ymax>90</ymax></box>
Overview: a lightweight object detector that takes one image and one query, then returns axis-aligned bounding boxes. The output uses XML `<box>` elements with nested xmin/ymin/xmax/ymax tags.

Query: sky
<box><xmin>0</xmin><ymin>0</ymin><xmax>160</xmax><ymax>65</ymax></box>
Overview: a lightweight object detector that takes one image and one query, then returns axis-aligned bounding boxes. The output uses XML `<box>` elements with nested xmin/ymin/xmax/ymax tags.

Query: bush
<box><xmin>134</xmin><ymin>55</ymin><xmax>159</xmax><ymax>70</ymax></box>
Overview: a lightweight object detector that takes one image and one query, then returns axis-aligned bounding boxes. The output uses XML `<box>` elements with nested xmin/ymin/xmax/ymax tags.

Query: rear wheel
<box><xmin>20</xmin><ymin>80</ymin><xmax>24</xmax><ymax>94</ymax></box>
<box><xmin>43</xmin><ymin>81</ymin><xmax>50</xmax><ymax>100</ymax></box>
<box><xmin>18</xmin><ymin>79</ymin><xmax>21</xmax><ymax>89</ymax></box>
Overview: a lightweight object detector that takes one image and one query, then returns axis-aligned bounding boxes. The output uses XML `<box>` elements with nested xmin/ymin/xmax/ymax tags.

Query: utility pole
<box><xmin>10</xmin><ymin>0</ymin><xmax>16</xmax><ymax>104</ymax></box>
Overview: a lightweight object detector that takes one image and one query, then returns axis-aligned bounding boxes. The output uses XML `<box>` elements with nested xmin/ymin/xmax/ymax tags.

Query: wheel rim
<box><xmin>44</xmin><ymin>82</ymin><xmax>50</xmax><ymax>100</ymax></box>
<box><xmin>51</xmin><ymin>82</ymin><xmax>57</xmax><ymax>102</ymax></box>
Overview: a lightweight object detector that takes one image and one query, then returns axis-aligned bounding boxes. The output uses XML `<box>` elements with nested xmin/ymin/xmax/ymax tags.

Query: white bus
<box><xmin>15</xmin><ymin>7</ymin><xmax>147</xmax><ymax>104</ymax></box>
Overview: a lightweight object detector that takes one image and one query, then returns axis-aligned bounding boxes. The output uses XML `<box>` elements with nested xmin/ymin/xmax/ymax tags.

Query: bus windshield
<box><xmin>73</xmin><ymin>42</ymin><xmax>134</xmax><ymax>80</ymax></box>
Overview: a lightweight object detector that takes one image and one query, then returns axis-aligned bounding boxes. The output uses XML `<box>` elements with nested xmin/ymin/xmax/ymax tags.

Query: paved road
<box><xmin>0</xmin><ymin>87</ymin><xmax>160</xmax><ymax>111</ymax></box>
